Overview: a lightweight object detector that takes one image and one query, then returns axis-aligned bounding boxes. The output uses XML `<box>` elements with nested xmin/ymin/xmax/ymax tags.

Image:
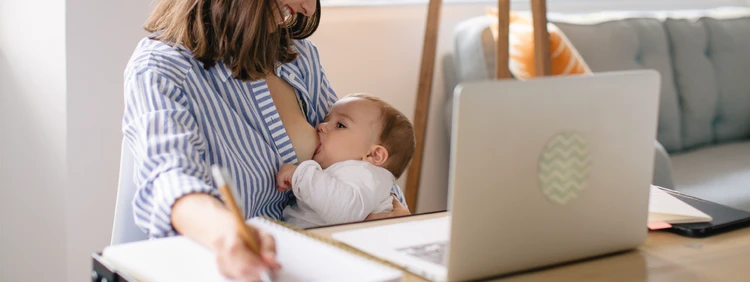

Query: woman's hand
<box><xmin>172</xmin><ymin>193</ymin><xmax>280</xmax><ymax>282</ymax></box>
<box><xmin>214</xmin><ymin>222</ymin><xmax>281</xmax><ymax>281</ymax></box>
<box><xmin>365</xmin><ymin>195</ymin><xmax>411</xmax><ymax>221</ymax></box>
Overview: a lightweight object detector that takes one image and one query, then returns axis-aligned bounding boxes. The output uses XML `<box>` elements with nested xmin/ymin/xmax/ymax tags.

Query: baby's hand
<box><xmin>276</xmin><ymin>164</ymin><xmax>297</xmax><ymax>192</ymax></box>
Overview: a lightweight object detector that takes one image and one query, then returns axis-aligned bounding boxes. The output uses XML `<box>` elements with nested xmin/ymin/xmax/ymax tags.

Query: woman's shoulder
<box><xmin>291</xmin><ymin>39</ymin><xmax>320</xmax><ymax>57</ymax></box>
<box><xmin>291</xmin><ymin>39</ymin><xmax>323</xmax><ymax>69</ymax></box>
<box><xmin>125</xmin><ymin>36</ymin><xmax>196</xmax><ymax>83</ymax></box>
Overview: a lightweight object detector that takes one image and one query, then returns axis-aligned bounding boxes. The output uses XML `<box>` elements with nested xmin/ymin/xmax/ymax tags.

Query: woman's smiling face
<box><xmin>274</xmin><ymin>0</ymin><xmax>316</xmax><ymax>24</ymax></box>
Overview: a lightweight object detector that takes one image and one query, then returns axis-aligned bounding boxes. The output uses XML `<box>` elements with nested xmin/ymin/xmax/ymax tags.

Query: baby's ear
<box><xmin>367</xmin><ymin>145</ymin><xmax>389</xmax><ymax>166</ymax></box>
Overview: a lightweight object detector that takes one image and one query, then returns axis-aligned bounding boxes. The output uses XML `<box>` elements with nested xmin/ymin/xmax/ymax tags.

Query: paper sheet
<box><xmin>103</xmin><ymin>218</ymin><xmax>401</xmax><ymax>282</ymax></box>
<box><xmin>649</xmin><ymin>185</ymin><xmax>712</xmax><ymax>224</ymax></box>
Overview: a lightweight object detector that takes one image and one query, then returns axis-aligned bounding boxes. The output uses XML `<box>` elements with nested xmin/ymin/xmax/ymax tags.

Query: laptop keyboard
<box><xmin>397</xmin><ymin>241</ymin><xmax>448</xmax><ymax>266</ymax></box>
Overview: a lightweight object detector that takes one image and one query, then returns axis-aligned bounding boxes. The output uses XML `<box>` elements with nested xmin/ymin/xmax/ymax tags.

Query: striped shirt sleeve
<box><xmin>122</xmin><ymin>53</ymin><xmax>220</xmax><ymax>238</ymax></box>
<box><xmin>302</xmin><ymin>40</ymin><xmax>338</xmax><ymax>119</ymax></box>
<box><xmin>391</xmin><ymin>184</ymin><xmax>408</xmax><ymax>209</ymax></box>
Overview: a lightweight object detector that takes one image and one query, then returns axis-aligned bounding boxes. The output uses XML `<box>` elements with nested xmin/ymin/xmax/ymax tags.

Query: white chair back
<box><xmin>111</xmin><ymin>139</ymin><xmax>149</xmax><ymax>245</ymax></box>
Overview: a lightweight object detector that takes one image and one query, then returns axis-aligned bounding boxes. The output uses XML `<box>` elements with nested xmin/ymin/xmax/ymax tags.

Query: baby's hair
<box><xmin>344</xmin><ymin>93</ymin><xmax>416</xmax><ymax>179</ymax></box>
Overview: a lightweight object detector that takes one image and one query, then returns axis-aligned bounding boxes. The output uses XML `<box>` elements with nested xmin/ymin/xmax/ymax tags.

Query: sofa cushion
<box><xmin>552</xmin><ymin>18</ymin><xmax>683</xmax><ymax>152</ymax></box>
<box><xmin>664</xmin><ymin>19</ymin><xmax>719</xmax><ymax>149</ymax></box>
<box><xmin>665</xmin><ymin>16</ymin><xmax>750</xmax><ymax>150</ymax></box>
<box><xmin>705</xmin><ymin>18</ymin><xmax>750</xmax><ymax>142</ymax></box>
<box><xmin>452</xmin><ymin>16</ymin><xmax>496</xmax><ymax>84</ymax></box>
<box><xmin>671</xmin><ymin>142</ymin><xmax>750</xmax><ymax>211</ymax></box>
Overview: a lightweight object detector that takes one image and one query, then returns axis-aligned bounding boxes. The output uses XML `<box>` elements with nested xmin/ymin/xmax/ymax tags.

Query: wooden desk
<box><xmin>310</xmin><ymin>212</ymin><xmax>750</xmax><ymax>282</ymax></box>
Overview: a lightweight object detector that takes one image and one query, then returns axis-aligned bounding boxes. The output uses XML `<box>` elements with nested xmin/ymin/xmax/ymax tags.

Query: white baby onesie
<box><xmin>283</xmin><ymin>160</ymin><xmax>395</xmax><ymax>228</ymax></box>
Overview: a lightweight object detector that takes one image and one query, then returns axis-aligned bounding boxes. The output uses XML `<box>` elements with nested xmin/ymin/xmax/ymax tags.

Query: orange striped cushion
<box><xmin>487</xmin><ymin>8</ymin><xmax>591</xmax><ymax>79</ymax></box>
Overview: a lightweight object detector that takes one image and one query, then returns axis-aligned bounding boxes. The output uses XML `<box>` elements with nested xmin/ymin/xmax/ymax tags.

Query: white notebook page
<box><xmin>103</xmin><ymin>218</ymin><xmax>401</xmax><ymax>282</ymax></box>
<box><xmin>649</xmin><ymin>185</ymin><xmax>712</xmax><ymax>224</ymax></box>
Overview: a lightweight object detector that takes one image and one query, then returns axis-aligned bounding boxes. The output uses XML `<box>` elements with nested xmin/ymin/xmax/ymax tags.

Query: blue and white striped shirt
<box><xmin>123</xmin><ymin>37</ymin><xmax>406</xmax><ymax>238</ymax></box>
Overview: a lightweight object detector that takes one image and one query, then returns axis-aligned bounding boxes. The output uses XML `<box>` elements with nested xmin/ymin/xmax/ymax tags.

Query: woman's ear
<box><xmin>366</xmin><ymin>145</ymin><xmax>389</xmax><ymax>166</ymax></box>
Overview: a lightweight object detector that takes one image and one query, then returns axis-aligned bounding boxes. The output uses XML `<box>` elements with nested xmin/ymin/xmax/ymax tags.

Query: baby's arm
<box><xmin>292</xmin><ymin>161</ymin><xmax>381</xmax><ymax>225</ymax></box>
<box><xmin>276</xmin><ymin>164</ymin><xmax>297</xmax><ymax>192</ymax></box>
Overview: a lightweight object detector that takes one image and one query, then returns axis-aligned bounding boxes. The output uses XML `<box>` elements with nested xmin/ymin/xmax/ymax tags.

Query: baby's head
<box><xmin>313</xmin><ymin>93</ymin><xmax>415</xmax><ymax>178</ymax></box>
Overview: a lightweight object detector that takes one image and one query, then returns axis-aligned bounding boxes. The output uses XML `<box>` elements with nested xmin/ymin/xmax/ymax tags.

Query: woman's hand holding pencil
<box><xmin>213</xmin><ymin>165</ymin><xmax>280</xmax><ymax>282</ymax></box>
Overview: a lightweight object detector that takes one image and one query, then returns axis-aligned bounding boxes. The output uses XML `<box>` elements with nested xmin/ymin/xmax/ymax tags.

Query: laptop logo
<box><xmin>538</xmin><ymin>131</ymin><xmax>592</xmax><ymax>205</ymax></box>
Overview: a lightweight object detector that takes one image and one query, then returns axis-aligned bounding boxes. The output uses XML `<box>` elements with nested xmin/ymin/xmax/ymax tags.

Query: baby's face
<box><xmin>313</xmin><ymin>97</ymin><xmax>381</xmax><ymax>169</ymax></box>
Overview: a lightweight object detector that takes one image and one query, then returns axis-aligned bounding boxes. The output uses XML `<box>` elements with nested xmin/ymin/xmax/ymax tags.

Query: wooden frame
<box><xmin>405</xmin><ymin>0</ymin><xmax>551</xmax><ymax>213</ymax></box>
<box><xmin>404</xmin><ymin>0</ymin><xmax>442</xmax><ymax>212</ymax></box>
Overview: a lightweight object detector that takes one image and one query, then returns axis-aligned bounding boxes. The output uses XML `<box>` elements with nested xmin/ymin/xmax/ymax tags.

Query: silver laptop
<box><xmin>333</xmin><ymin>70</ymin><xmax>661</xmax><ymax>281</ymax></box>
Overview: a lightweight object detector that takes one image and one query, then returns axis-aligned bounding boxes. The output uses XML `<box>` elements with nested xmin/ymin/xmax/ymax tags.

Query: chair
<box><xmin>110</xmin><ymin>139</ymin><xmax>149</xmax><ymax>245</ymax></box>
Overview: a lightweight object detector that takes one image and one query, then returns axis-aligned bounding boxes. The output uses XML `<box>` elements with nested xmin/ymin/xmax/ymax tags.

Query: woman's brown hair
<box><xmin>144</xmin><ymin>0</ymin><xmax>321</xmax><ymax>81</ymax></box>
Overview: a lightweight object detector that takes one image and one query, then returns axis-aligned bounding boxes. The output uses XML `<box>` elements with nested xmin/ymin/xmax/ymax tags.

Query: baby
<box><xmin>276</xmin><ymin>93</ymin><xmax>416</xmax><ymax>228</ymax></box>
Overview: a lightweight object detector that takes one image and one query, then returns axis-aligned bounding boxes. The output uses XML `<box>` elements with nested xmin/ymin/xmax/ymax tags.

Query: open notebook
<box><xmin>102</xmin><ymin>217</ymin><xmax>401</xmax><ymax>282</ymax></box>
<box><xmin>648</xmin><ymin>185</ymin><xmax>712</xmax><ymax>224</ymax></box>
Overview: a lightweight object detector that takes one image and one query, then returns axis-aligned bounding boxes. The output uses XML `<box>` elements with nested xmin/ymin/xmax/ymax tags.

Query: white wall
<box><xmin>0</xmin><ymin>0</ymin><xmax>68</xmax><ymax>280</ymax></box>
<box><xmin>64</xmin><ymin>0</ymin><xmax>153</xmax><ymax>281</ymax></box>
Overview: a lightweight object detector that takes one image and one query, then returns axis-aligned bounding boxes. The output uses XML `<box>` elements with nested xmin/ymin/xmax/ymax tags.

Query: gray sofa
<box><xmin>444</xmin><ymin>7</ymin><xmax>750</xmax><ymax>211</ymax></box>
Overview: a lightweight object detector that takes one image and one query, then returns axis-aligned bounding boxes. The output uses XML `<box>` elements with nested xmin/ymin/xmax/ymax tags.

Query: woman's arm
<box><xmin>171</xmin><ymin>193</ymin><xmax>233</xmax><ymax>249</ymax></box>
<box><xmin>365</xmin><ymin>196</ymin><xmax>411</xmax><ymax>221</ymax></box>
<box><xmin>124</xmin><ymin>54</ymin><xmax>277</xmax><ymax>280</ymax></box>
<box><xmin>365</xmin><ymin>184</ymin><xmax>412</xmax><ymax>220</ymax></box>
<box><xmin>124</xmin><ymin>53</ymin><xmax>219</xmax><ymax>238</ymax></box>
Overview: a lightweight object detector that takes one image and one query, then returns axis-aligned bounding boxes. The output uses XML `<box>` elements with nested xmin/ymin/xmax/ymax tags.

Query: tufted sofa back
<box><xmin>448</xmin><ymin>7</ymin><xmax>750</xmax><ymax>153</ymax></box>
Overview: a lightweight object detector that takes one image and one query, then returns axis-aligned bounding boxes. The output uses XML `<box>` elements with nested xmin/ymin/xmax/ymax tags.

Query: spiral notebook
<box><xmin>102</xmin><ymin>217</ymin><xmax>402</xmax><ymax>282</ymax></box>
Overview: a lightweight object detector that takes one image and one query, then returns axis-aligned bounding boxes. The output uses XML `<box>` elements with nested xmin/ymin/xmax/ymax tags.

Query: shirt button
<box><xmin>289</xmin><ymin>73</ymin><xmax>296</xmax><ymax>80</ymax></box>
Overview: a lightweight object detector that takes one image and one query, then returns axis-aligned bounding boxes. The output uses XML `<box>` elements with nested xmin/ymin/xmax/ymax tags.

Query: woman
<box><xmin>122</xmin><ymin>0</ymin><xmax>410</xmax><ymax>280</ymax></box>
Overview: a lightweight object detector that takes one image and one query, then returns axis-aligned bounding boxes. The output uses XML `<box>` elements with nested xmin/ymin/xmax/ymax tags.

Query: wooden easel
<box><xmin>404</xmin><ymin>0</ymin><xmax>551</xmax><ymax>212</ymax></box>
